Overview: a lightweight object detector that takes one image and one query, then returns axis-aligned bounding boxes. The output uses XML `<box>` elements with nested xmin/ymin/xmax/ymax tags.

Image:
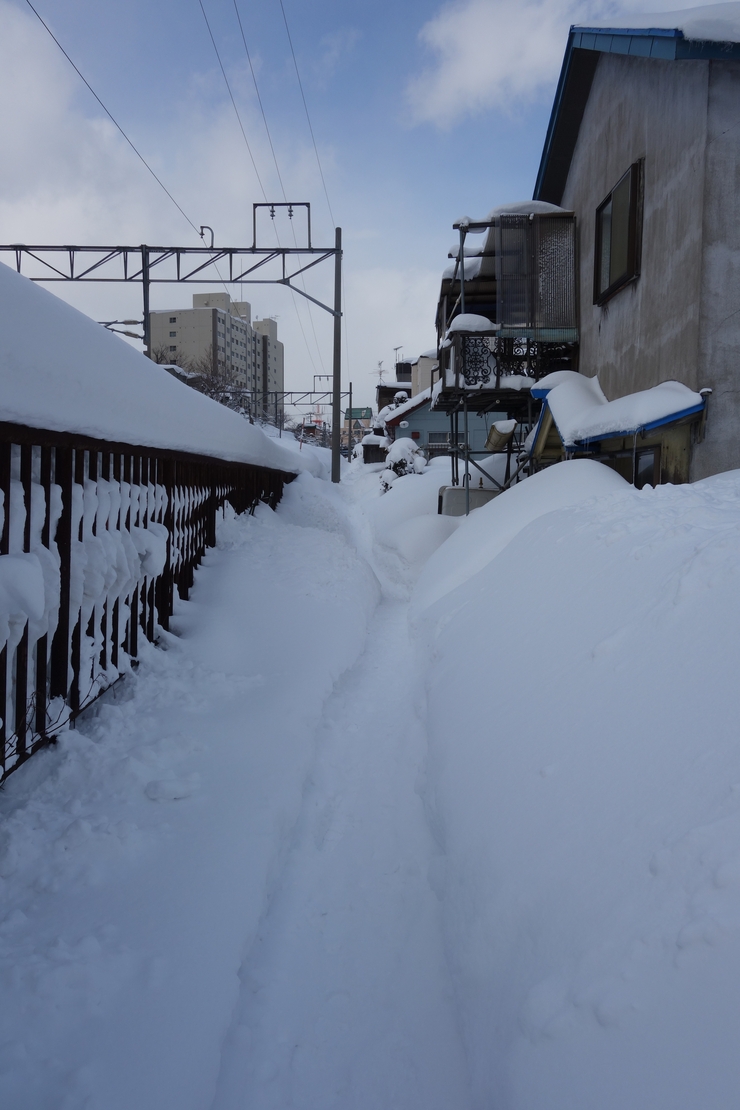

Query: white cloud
<box><xmin>405</xmin><ymin>0</ymin><xmax>729</xmax><ymax>127</ymax></box>
<box><xmin>0</xmin><ymin>1</ymin><xmax>438</xmax><ymax>408</ymax></box>
<box><xmin>406</xmin><ymin>0</ymin><xmax>600</xmax><ymax>127</ymax></box>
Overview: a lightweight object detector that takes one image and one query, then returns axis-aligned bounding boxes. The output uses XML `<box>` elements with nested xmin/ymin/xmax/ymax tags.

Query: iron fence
<box><xmin>0</xmin><ymin>420</ymin><xmax>292</xmax><ymax>783</ymax></box>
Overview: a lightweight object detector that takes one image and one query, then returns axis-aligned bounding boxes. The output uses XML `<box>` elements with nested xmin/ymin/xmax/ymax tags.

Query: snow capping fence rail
<box><xmin>0</xmin><ymin>421</ymin><xmax>292</xmax><ymax>783</ymax></box>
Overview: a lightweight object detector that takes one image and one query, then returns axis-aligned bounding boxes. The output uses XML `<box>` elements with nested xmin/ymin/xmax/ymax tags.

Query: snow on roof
<box><xmin>588</xmin><ymin>4</ymin><xmax>740</xmax><ymax>43</ymax></box>
<box><xmin>0</xmin><ymin>264</ymin><xmax>304</xmax><ymax>474</ymax></box>
<box><xmin>486</xmin><ymin>199</ymin><xmax>572</xmax><ymax>219</ymax></box>
<box><xmin>443</xmin><ymin>258</ymin><xmax>484</xmax><ymax>282</ymax></box>
<box><xmin>419</xmin><ymin>349</ymin><xmax>438</xmax><ymax>360</ymax></box>
<box><xmin>530</xmin><ymin>370</ymin><xmax>584</xmax><ymax>398</ymax></box>
<box><xmin>446</xmin><ymin>313</ymin><xmax>498</xmax><ymax>334</ymax></box>
<box><xmin>545</xmin><ymin>376</ymin><xmax>705</xmax><ymax>446</ymax></box>
<box><xmin>385</xmin><ymin>387</ymin><xmax>433</xmax><ymax>426</ymax></box>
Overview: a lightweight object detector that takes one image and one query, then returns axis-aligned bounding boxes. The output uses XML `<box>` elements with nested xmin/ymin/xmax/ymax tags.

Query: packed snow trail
<box><xmin>0</xmin><ymin>462</ymin><xmax>471</xmax><ymax>1109</ymax></box>
<box><xmin>210</xmin><ymin>599</ymin><xmax>470</xmax><ymax>1110</ymax></box>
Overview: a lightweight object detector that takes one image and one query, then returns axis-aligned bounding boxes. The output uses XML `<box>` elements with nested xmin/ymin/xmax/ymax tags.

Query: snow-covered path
<box><xmin>211</xmin><ymin>599</ymin><xmax>470</xmax><ymax>1110</ymax></box>
<box><xmin>0</xmin><ymin>465</ymin><xmax>472</xmax><ymax>1109</ymax></box>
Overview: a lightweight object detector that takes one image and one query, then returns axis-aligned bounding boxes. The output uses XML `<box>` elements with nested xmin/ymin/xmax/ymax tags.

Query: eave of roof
<box><xmin>534</xmin><ymin>24</ymin><xmax>740</xmax><ymax>204</ymax></box>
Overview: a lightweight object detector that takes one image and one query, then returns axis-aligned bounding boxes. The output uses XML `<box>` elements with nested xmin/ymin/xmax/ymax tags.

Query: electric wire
<box><xmin>199</xmin><ymin>0</ymin><xmax>319</xmax><ymax>384</ymax></box>
<box><xmin>197</xmin><ymin>0</ymin><xmax>268</xmax><ymax>201</ymax></box>
<box><xmin>231</xmin><ymin>0</ymin><xmax>324</xmax><ymax>374</ymax></box>
<box><xmin>277</xmin><ymin>0</ymin><xmax>354</xmax><ymax>392</ymax></box>
<box><xmin>277</xmin><ymin>0</ymin><xmax>335</xmax><ymax>228</ymax></box>
<box><xmin>23</xmin><ymin>0</ymin><xmax>200</xmax><ymax>237</ymax></box>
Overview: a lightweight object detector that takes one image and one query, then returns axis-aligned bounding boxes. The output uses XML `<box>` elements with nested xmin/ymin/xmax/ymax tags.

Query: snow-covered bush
<box><xmin>379</xmin><ymin>438</ymin><xmax>426</xmax><ymax>492</ymax></box>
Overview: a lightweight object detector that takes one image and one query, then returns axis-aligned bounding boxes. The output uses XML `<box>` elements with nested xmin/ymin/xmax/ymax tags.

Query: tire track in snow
<box><xmin>208</xmin><ymin>598</ymin><xmax>472</xmax><ymax>1110</ymax></box>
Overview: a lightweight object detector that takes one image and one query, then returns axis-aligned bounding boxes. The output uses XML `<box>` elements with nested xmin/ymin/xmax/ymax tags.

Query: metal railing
<box><xmin>0</xmin><ymin>420</ymin><xmax>292</xmax><ymax>783</ymax></box>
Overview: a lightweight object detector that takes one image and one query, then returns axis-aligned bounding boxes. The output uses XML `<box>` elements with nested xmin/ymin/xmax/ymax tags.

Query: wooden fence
<box><xmin>0</xmin><ymin>421</ymin><xmax>293</xmax><ymax>783</ymax></box>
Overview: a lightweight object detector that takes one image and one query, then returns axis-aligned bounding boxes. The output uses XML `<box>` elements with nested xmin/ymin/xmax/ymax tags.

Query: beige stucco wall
<box><xmin>561</xmin><ymin>52</ymin><xmax>709</xmax><ymax>400</ymax></box>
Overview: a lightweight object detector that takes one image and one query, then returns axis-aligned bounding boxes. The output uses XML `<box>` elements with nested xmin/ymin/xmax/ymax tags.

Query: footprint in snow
<box><xmin>144</xmin><ymin>774</ymin><xmax>201</xmax><ymax>801</ymax></box>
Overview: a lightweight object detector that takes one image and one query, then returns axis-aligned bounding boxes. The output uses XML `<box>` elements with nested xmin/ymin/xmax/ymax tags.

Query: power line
<box><xmin>232</xmin><ymin>0</ymin><xmax>287</xmax><ymax>198</ymax></box>
<box><xmin>23</xmin><ymin>0</ymin><xmax>200</xmax><ymax>237</ymax></box>
<box><xmin>231</xmin><ymin>0</ymin><xmax>325</xmax><ymax>374</ymax></box>
<box><xmin>277</xmin><ymin>0</ymin><xmax>336</xmax><ymax>229</ymax></box>
<box><xmin>199</xmin><ymin>0</ymin><xmax>320</xmax><ymax>377</ymax></box>
<box><xmin>275</xmin><ymin>2</ymin><xmax>352</xmax><ymax>387</ymax></box>
<box><xmin>197</xmin><ymin>0</ymin><xmax>268</xmax><ymax>201</ymax></box>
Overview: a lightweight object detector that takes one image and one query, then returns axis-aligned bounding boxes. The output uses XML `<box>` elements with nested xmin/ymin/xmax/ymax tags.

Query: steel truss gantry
<box><xmin>0</xmin><ymin>203</ymin><xmax>345</xmax><ymax>481</ymax></box>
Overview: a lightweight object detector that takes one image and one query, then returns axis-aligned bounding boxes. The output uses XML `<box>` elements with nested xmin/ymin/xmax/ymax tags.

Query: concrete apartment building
<box><xmin>150</xmin><ymin>293</ymin><xmax>284</xmax><ymax>411</ymax></box>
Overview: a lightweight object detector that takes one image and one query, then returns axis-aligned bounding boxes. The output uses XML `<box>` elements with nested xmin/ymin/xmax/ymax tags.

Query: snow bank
<box><xmin>412</xmin><ymin>460</ymin><xmax>628</xmax><ymax>617</ymax></box>
<box><xmin>416</xmin><ymin>465</ymin><xmax>740</xmax><ymax>1108</ymax></box>
<box><xmin>0</xmin><ymin>264</ymin><xmax>303</xmax><ymax>474</ymax></box>
<box><xmin>350</xmin><ymin>458</ymin><xmax>460</xmax><ymax>595</ymax></box>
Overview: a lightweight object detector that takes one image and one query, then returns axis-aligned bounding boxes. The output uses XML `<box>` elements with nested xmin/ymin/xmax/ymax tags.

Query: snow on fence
<box><xmin>0</xmin><ymin>420</ymin><xmax>292</xmax><ymax>783</ymax></box>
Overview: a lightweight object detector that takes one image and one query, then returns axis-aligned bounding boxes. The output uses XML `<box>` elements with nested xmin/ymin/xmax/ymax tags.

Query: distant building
<box><xmin>149</xmin><ymin>293</ymin><xmax>284</xmax><ymax>416</ymax></box>
<box><xmin>410</xmin><ymin>351</ymin><xmax>438</xmax><ymax>396</ymax></box>
<box><xmin>344</xmin><ymin>406</ymin><xmax>372</xmax><ymax>451</ymax></box>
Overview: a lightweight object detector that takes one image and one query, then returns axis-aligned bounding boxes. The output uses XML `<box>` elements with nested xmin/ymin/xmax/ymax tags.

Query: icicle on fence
<box><xmin>0</xmin><ymin>423</ymin><xmax>291</xmax><ymax>783</ymax></box>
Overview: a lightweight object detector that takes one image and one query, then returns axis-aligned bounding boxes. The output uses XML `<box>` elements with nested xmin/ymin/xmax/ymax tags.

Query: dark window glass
<box><xmin>594</xmin><ymin>162</ymin><xmax>642</xmax><ymax>304</ymax></box>
<box><xmin>635</xmin><ymin>447</ymin><xmax>659</xmax><ymax>489</ymax></box>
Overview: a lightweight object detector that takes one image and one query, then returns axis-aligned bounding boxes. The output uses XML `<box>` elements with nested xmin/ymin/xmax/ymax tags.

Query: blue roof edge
<box><xmin>534</xmin><ymin>23</ymin><xmax>740</xmax><ymax>201</ymax></box>
<box><xmin>572</xmin><ymin>400</ymin><xmax>706</xmax><ymax>446</ymax></box>
<box><xmin>534</xmin><ymin>28</ymin><xmax>577</xmax><ymax>201</ymax></box>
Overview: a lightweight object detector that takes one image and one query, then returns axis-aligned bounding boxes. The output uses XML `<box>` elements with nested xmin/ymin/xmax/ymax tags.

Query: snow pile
<box><xmin>593</xmin><ymin>3</ymin><xmax>740</xmax><ymax>42</ymax></box>
<box><xmin>379</xmin><ymin>438</ymin><xmax>427</xmax><ymax>493</ymax></box>
<box><xmin>542</xmin><ymin>374</ymin><xmax>704</xmax><ymax>446</ymax></box>
<box><xmin>412</xmin><ymin>460</ymin><xmax>628</xmax><ymax>617</ymax></box>
<box><xmin>348</xmin><ymin>457</ymin><xmax>460</xmax><ymax>596</ymax></box>
<box><xmin>446</xmin><ymin>313</ymin><xmax>498</xmax><ymax>334</ymax></box>
<box><xmin>414</xmin><ymin>462</ymin><xmax>740</xmax><ymax>1107</ymax></box>
<box><xmin>0</xmin><ymin>264</ymin><xmax>303</xmax><ymax>474</ymax></box>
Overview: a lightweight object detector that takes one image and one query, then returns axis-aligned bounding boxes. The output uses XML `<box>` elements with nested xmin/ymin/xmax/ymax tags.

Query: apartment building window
<box><xmin>169</xmin><ymin>331</ymin><xmax>176</xmax><ymax>337</ymax></box>
<box><xmin>169</xmin><ymin>345</ymin><xmax>176</xmax><ymax>352</ymax></box>
<box><xmin>169</xmin><ymin>316</ymin><xmax>177</xmax><ymax>323</ymax></box>
<box><xmin>594</xmin><ymin>162</ymin><xmax>642</xmax><ymax>305</ymax></box>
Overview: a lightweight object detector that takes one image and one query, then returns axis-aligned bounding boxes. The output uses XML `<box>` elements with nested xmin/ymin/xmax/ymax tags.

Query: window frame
<box><xmin>634</xmin><ymin>444</ymin><xmax>660</xmax><ymax>489</ymax></box>
<box><xmin>593</xmin><ymin>161</ymin><xmax>642</xmax><ymax>306</ymax></box>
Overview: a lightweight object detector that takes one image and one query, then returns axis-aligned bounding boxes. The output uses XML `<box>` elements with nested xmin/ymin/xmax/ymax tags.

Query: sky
<box><xmin>0</xmin><ymin>0</ymin><xmax>725</xmax><ymax>409</ymax></box>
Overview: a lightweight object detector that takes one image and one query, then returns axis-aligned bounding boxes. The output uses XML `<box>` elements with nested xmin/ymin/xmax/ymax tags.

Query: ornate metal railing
<box><xmin>0</xmin><ymin>421</ymin><xmax>292</xmax><ymax>783</ymax></box>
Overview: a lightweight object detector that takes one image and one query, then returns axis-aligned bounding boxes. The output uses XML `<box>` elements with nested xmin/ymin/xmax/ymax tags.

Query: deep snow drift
<box><xmin>0</xmin><ymin>262</ymin><xmax>308</xmax><ymax>474</ymax></box>
<box><xmin>3</xmin><ymin>455</ymin><xmax>740</xmax><ymax>1108</ymax></box>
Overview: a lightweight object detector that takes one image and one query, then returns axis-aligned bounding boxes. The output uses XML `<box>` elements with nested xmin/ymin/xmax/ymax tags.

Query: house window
<box><xmin>594</xmin><ymin>162</ymin><xmax>642</xmax><ymax>304</ymax></box>
<box><xmin>634</xmin><ymin>446</ymin><xmax>660</xmax><ymax>489</ymax></box>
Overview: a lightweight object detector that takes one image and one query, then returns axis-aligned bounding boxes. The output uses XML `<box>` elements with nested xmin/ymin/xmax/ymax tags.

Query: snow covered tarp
<box><xmin>531</xmin><ymin>372</ymin><xmax>705</xmax><ymax>449</ymax></box>
<box><xmin>0</xmin><ymin>263</ymin><xmax>309</xmax><ymax>475</ymax></box>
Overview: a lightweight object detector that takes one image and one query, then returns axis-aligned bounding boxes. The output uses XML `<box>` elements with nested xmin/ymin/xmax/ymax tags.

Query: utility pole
<box><xmin>141</xmin><ymin>244</ymin><xmax>151</xmax><ymax>357</ymax></box>
<box><xmin>347</xmin><ymin>381</ymin><xmax>353</xmax><ymax>459</ymax></box>
<box><xmin>331</xmin><ymin>226</ymin><xmax>342</xmax><ymax>483</ymax></box>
